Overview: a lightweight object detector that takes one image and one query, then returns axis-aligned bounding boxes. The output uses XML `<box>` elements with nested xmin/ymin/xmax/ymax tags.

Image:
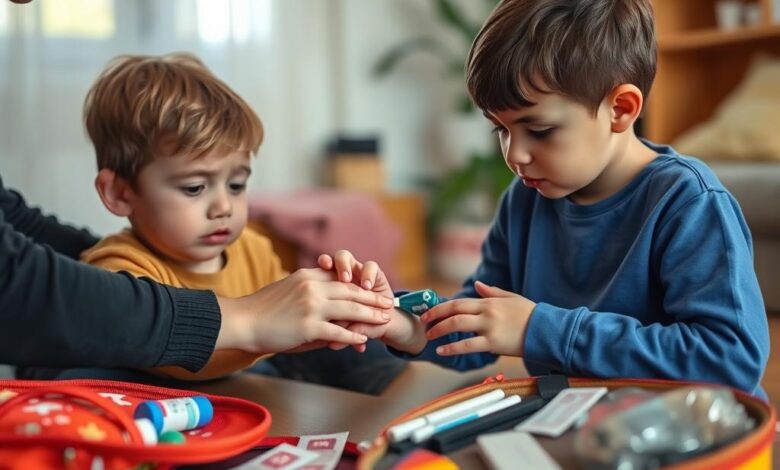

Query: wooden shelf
<box><xmin>647</xmin><ymin>0</ymin><xmax>780</xmax><ymax>143</ymax></box>
<box><xmin>659</xmin><ymin>24</ymin><xmax>780</xmax><ymax>51</ymax></box>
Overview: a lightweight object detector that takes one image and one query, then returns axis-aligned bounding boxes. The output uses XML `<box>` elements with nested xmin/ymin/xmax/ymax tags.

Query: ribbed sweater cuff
<box><xmin>524</xmin><ymin>302</ymin><xmax>583</xmax><ymax>372</ymax></box>
<box><xmin>159</xmin><ymin>288</ymin><xmax>221</xmax><ymax>372</ymax></box>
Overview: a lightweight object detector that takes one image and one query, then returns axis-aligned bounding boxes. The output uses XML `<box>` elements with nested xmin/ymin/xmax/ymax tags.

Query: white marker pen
<box><xmin>387</xmin><ymin>389</ymin><xmax>506</xmax><ymax>443</ymax></box>
<box><xmin>411</xmin><ymin>395</ymin><xmax>522</xmax><ymax>443</ymax></box>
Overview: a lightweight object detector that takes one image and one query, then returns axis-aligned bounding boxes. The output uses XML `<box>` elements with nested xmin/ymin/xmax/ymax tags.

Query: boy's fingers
<box><xmin>474</xmin><ymin>280</ymin><xmax>516</xmax><ymax>298</ymax></box>
<box><xmin>421</xmin><ymin>298</ymin><xmax>480</xmax><ymax>323</ymax></box>
<box><xmin>317</xmin><ymin>254</ymin><xmax>334</xmax><ymax>270</ymax></box>
<box><xmin>426</xmin><ymin>314</ymin><xmax>481</xmax><ymax>340</ymax></box>
<box><xmin>435</xmin><ymin>336</ymin><xmax>489</xmax><ymax>356</ymax></box>
<box><xmin>334</xmin><ymin>250</ymin><xmax>361</xmax><ymax>283</ymax></box>
<box><xmin>361</xmin><ymin>261</ymin><xmax>379</xmax><ymax>290</ymax></box>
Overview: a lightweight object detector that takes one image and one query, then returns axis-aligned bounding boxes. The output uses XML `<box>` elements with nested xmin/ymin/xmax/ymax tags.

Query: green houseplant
<box><xmin>373</xmin><ymin>0</ymin><xmax>513</xmax><ymax>230</ymax></box>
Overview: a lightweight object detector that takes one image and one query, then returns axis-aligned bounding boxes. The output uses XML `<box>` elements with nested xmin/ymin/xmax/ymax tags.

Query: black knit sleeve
<box><xmin>0</xmin><ymin>177</ymin><xmax>220</xmax><ymax>371</ymax></box>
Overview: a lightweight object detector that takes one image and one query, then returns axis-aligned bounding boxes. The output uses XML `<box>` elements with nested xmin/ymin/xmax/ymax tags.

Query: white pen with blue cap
<box><xmin>387</xmin><ymin>389</ymin><xmax>506</xmax><ymax>443</ymax></box>
<box><xmin>411</xmin><ymin>394</ymin><xmax>522</xmax><ymax>443</ymax></box>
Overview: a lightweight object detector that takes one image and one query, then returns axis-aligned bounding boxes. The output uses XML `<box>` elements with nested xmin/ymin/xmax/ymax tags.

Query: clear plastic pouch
<box><xmin>575</xmin><ymin>386</ymin><xmax>755</xmax><ymax>469</ymax></box>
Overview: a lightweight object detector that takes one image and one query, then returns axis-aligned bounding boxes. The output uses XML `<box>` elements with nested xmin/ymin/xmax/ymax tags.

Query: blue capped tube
<box><xmin>394</xmin><ymin>289</ymin><xmax>440</xmax><ymax>315</ymax></box>
<box><xmin>134</xmin><ymin>396</ymin><xmax>213</xmax><ymax>435</ymax></box>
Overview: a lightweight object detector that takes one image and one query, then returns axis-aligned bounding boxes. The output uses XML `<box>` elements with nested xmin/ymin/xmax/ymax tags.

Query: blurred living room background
<box><xmin>0</xmin><ymin>0</ymin><xmax>508</xmax><ymax>290</ymax></box>
<box><xmin>0</xmin><ymin>1</ymin><xmax>778</xmax><ymax>312</ymax></box>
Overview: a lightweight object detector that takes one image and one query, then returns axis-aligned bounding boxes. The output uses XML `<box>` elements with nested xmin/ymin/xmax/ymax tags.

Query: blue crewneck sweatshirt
<box><xmin>413</xmin><ymin>142</ymin><xmax>769</xmax><ymax>398</ymax></box>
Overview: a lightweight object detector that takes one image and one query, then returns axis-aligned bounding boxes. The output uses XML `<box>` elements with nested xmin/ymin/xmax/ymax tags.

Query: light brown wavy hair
<box><xmin>84</xmin><ymin>53</ymin><xmax>263</xmax><ymax>183</ymax></box>
<box><xmin>466</xmin><ymin>0</ymin><xmax>657</xmax><ymax>115</ymax></box>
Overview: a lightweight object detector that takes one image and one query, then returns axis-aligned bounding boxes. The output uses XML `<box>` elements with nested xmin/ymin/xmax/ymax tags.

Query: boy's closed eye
<box><xmin>490</xmin><ymin>125</ymin><xmax>556</xmax><ymax>140</ymax></box>
<box><xmin>180</xmin><ymin>184</ymin><xmax>206</xmax><ymax>196</ymax></box>
<box><xmin>229</xmin><ymin>181</ymin><xmax>247</xmax><ymax>193</ymax></box>
<box><xmin>527</xmin><ymin>127</ymin><xmax>555</xmax><ymax>140</ymax></box>
<box><xmin>177</xmin><ymin>178</ymin><xmax>248</xmax><ymax>196</ymax></box>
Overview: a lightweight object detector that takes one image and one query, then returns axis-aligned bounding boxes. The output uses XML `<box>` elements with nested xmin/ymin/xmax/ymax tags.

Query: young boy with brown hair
<box><xmin>77</xmin><ymin>53</ymin><xmax>392</xmax><ymax>381</ymax></box>
<box><xmin>325</xmin><ymin>0</ymin><xmax>770</xmax><ymax>397</ymax></box>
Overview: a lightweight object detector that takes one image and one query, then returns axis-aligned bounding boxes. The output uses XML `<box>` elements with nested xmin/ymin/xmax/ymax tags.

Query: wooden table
<box><xmin>192</xmin><ymin>358</ymin><xmax>779</xmax><ymax>469</ymax></box>
<box><xmin>193</xmin><ymin>357</ymin><xmax>526</xmax><ymax>442</ymax></box>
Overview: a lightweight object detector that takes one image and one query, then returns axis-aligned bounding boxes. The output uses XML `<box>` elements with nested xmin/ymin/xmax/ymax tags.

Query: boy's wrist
<box><xmin>385</xmin><ymin>308</ymin><xmax>427</xmax><ymax>355</ymax></box>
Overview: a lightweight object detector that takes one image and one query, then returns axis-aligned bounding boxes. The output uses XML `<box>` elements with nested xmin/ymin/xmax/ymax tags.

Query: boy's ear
<box><xmin>607</xmin><ymin>84</ymin><xmax>644</xmax><ymax>133</ymax></box>
<box><xmin>94</xmin><ymin>169</ymin><xmax>134</xmax><ymax>217</ymax></box>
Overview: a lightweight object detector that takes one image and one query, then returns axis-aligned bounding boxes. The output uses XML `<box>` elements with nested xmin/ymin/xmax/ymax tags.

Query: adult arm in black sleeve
<box><xmin>0</xmin><ymin>178</ymin><xmax>220</xmax><ymax>371</ymax></box>
<box><xmin>0</xmin><ymin>176</ymin><xmax>99</xmax><ymax>259</ymax></box>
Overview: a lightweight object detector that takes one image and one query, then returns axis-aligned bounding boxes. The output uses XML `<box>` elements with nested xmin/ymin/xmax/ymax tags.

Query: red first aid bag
<box><xmin>0</xmin><ymin>379</ymin><xmax>271</xmax><ymax>469</ymax></box>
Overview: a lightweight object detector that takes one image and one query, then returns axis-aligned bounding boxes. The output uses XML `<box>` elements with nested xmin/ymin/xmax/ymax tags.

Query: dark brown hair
<box><xmin>466</xmin><ymin>0</ymin><xmax>656</xmax><ymax>114</ymax></box>
<box><xmin>84</xmin><ymin>53</ymin><xmax>263</xmax><ymax>182</ymax></box>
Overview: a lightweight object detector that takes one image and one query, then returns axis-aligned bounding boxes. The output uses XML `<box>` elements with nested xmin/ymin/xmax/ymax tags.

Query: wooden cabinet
<box><xmin>375</xmin><ymin>193</ymin><xmax>428</xmax><ymax>289</ymax></box>
<box><xmin>647</xmin><ymin>0</ymin><xmax>780</xmax><ymax>142</ymax></box>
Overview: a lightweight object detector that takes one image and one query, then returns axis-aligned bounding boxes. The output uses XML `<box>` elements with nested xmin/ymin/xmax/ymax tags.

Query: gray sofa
<box><xmin>711</xmin><ymin>163</ymin><xmax>780</xmax><ymax>313</ymax></box>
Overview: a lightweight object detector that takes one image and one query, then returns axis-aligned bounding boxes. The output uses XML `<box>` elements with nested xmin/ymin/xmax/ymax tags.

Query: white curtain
<box><xmin>0</xmin><ymin>0</ymin><xmax>342</xmax><ymax>234</ymax></box>
<box><xmin>0</xmin><ymin>0</ymin><xmax>476</xmax><ymax>235</ymax></box>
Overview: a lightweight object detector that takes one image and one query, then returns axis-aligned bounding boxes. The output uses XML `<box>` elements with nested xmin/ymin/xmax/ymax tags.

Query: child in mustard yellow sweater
<box><xmin>76</xmin><ymin>53</ymin><xmax>392</xmax><ymax>381</ymax></box>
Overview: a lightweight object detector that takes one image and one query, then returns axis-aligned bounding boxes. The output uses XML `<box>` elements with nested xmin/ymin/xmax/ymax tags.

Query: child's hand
<box><xmin>420</xmin><ymin>281</ymin><xmax>536</xmax><ymax>357</ymax></box>
<box><xmin>347</xmin><ymin>307</ymin><xmax>428</xmax><ymax>355</ymax></box>
<box><xmin>217</xmin><ymin>267</ymin><xmax>393</xmax><ymax>354</ymax></box>
<box><xmin>318</xmin><ymin>250</ymin><xmax>393</xmax><ymax>298</ymax></box>
<box><xmin>318</xmin><ymin>250</ymin><xmax>395</xmax><ymax>352</ymax></box>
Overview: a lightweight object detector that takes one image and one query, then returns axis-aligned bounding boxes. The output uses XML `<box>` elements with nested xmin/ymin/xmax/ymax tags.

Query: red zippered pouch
<box><xmin>0</xmin><ymin>379</ymin><xmax>271</xmax><ymax>470</ymax></box>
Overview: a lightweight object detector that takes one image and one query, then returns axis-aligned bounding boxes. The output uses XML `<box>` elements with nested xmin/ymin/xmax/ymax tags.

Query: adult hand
<box><xmin>215</xmin><ymin>267</ymin><xmax>393</xmax><ymax>354</ymax></box>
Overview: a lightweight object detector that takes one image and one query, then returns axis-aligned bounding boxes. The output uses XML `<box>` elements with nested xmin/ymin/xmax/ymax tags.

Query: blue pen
<box><xmin>411</xmin><ymin>395</ymin><xmax>522</xmax><ymax>443</ymax></box>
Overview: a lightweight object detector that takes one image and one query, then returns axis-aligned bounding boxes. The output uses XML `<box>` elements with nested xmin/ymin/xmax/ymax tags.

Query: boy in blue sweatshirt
<box><xmin>322</xmin><ymin>0</ymin><xmax>770</xmax><ymax>397</ymax></box>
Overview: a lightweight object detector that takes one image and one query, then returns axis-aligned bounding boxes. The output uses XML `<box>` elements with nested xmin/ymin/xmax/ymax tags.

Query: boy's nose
<box><xmin>208</xmin><ymin>191</ymin><xmax>232</xmax><ymax>219</ymax></box>
<box><xmin>505</xmin><ymin>143</ymin><xmax>533</xmax><ymax>168</ymax></box>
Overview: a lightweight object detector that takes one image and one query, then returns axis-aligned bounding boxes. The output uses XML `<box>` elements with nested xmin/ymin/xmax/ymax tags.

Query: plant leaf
<box><xmin>372</xmin><ymin>36</ymin><xmax>444</xmax><ymax>77</ymax></box>
<box><xmin>484</xmin><ymin>0</ymin><xmax>500</xmax><ymax>11</ymax></box>
<box><xmin>435</xmin><ymin>0</ymin><xmax>480</xmax><ymax>43</ymax></box>
<box><xmin>428</xmin><ymin>165</ymin><xmax>479</xmax><ymax>227</ymax></box>
<box><xmin>456</xmin><ymin>94</ymin><xmax>476</xmax><ymax>114</ymax></box>
<box><xmin>490</xmin><ymin>159</ymin><xmax>515</xmax><ymax>203</ymax></box>
<box><xmin>447</xmin><ymin>57</ymin><xmax>467</xmax><ymax>76</ymax></box>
